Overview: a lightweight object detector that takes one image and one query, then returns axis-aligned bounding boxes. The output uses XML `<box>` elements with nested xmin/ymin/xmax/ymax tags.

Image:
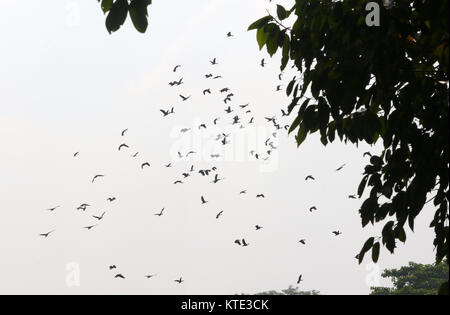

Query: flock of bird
<box><xmin>40</xmin><ymin>30</ymin><xmax>369</xmax><ymax>289</ymax></box>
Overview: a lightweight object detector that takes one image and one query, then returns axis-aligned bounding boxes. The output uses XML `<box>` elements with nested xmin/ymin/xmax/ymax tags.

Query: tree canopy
<box><xmin>96</xmin><ymin>0</ymin><xmax>449</xmax><ymax>294</ymax></box>
<box><xmin>371</xmin><ymin>260</ymin><xmax>449</xmax><ymax>295</ymax></box>
<box><xmin>253</xmin><ymin>286</ymin><xmax>320</xmax><ymax>295</ymax></box>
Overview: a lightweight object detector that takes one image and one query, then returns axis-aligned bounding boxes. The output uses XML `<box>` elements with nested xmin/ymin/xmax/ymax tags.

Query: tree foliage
<box><xmin>97</xmin><ymin>0</ymin><xmax>152</xmax><ymax>34</ymax></box>
<box><xmin>249</xmin><ymin>0</ymin><xmax>449</xmax><ymax>289</ymax></box>
<box><xmin>97</xmin><ymin>0</ymin><xmax>449</xmax><ymax>293</ymax></box>
<box><xmin>253</xmin><ymin>286</ymin><xmax>320</xmax><ymax>295</ymax></box>
<box><xmin>370</xmin><ymin>260</ymin><xmax>449</xmax><ymax>295</ymax></box>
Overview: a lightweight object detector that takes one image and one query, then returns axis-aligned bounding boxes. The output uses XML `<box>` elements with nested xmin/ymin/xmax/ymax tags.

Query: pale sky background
<box><xmin>0</xmin><ymin>0</ymin><xmax>437</xmax><ymax>295</ymax></box>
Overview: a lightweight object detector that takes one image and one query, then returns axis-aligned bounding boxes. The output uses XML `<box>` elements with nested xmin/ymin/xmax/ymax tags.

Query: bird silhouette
<box><xmin>73</xmin><ymin>152</ymin><xmax>80</xmax><ymax>157</ymax></box>
<box><xmin>199</xmin><ymin>170</ymin><xmax>211</xmax><ymax>176</ymax></box>
<box><xmin>211</xmin><ymin>174</ymin><xmax>223</xmax><ymax>184</ymax></box>
<box><xmin>93</xmin><ymin>212</ymin><xmax>106</xmax><ymax>221</ymax></box>
<box><xmin>141</xmin><ymin>162</ymin><xmax>151</xmax><ymax>169</ymax></box>
<box><xmin>203</xmin><ymin>89</ymin><xmax>211</xmax><ymax>95</ymax></box>
<box><xmin>363</xmin><ymin>152</ymin><xmax>372</xmax><ymax>157</ymax></box>
<box><xmin>260</xmin><ymin>59</ymin><xmax>266</xmax><ymax>67</ymax></box>
<box><xmin>348</xmin><ymin>195</ymin><xmax>357</xmax><ymax>199</ymax></box>
<box><xmin>335</xmin><ymin>164</ymin><xmax>346</xmax><ymax>172</ymax></box>
<box><xmin>174</xmin><ymin>180</ymin><xmax>184</xmax><ymax>185</ymax></box>
<box><xmin>165</xmin><ymin>163</ymin><xmax>172</xmax><ymax>168</ymax></box>
<box><xmin>173</xmin><ymin>65</ymin><xmax>181</xmax><ymax>72</ymax></box>
<box><xmin>155</xmin><ymin>208</ymin><xmax>165</xmax><ymax>217</ymax></box>
<box><xmin>305</xmin><ymin>175</ymin><xmax>315</xmax><ymax>181</ymax></box>
<box><xmin>281</xmin><ymin>109</ymin><xmax>288</xmax><ymax>117</ymax></box>
<box><xmin>115</xmin><ymin>274</ymin><xmax>125</xmax><ymax>279</ymax></box>
<box><xmin>83</xmin><ymin>225</ymin><xmax>98</xmax><ymax>230</ymax></box>
<box><xmin>118</xmin><ymin>143</ymin><xmax>129</xmax><ymax>151</ymax></box>
<box><xmin>242</xmin><ymin>239</ymin><xmax>249</xmax><ymax>247</ymax></box>
<box><xmin>234</xmin><ymin>240</ymin><xmax>242</xmax><ymax>246</ymax></box>
<box><xmin>332</xmin><ymin>231</ymin><xmax>343</xmax><ymax>236</ymax></box>
<box><xmin>40</xmin><ymin>230</ymin><xmax>55</xmax><ymax>238</ymax></box>
<box><xmin>210</xmin><ymin>58</ymin><xmax>218</xmax><ymax>65</ymax></box>
<box><xmin>77</xmin><ymin>203</ymin><xmax>90</xmax><ymax>211</ymax></box>
<box><xmin>121</xmin><ymin>129</ymin><xmax>128</xmax><ymax>137</ymax></box>
<box><xmin>160</xmin><ymin>107</ymin><xmax>175</xmax><ymax>117</ymax></box>
<box><xmin>256</xmin><ymin>194</ymin><xmax>265</xmax><ymax>198</ymax></box>
<box><xmin>216</xmin><ymin>211</ymin><xmax>224</xmax><ymax>219</ymax></box>
<box><xmin>175</xmin><ymin>277</ymin><xmax>184</xmax><ymax>284</ymax></box>
<box><xmin>201</xmin><ymin>196</ymin><xmax>208</xmax><ymax>204</ymax></box>
<box><xmin>227</xmin><ymin>32</ymin><xmax>233</xmax><ymax>37</ymax></box>
<box><xmin>255</xmin><ymin>225</ymin><xmax>263</xmax><ymax>231</ymax></box>
<box><xmin>276</xmin><ymin>85</ymin><xmax>282</xmax><ymax>91</ymax></box>
<box><xmin>109</xmin><ymin>265</ymin><xmax>117</xmax><ymax>270</ymax></box>
<box><xmin>213</xmin><ymin>75</ymin><xmax>222</xmax><ymax>80</ymax></box>
<box><xmin>92</xmin><ymin>175</ymin><xmax>105</xmax><ymax>183</ymax></box>
<box><xmin>205</xmin><ymin>74</ymin><xmax>213</xmax><ymax>78</ymax></box>
<box><xmin>179</xmin><ymin>94</ymin><xmax>191</xmax><ymax>101</ymax></box>
<box><xmin>214</xmin><ymin>118</ymin><xmax>220</xmax><ymax>125</ymax></box>
<box><xmin>47</xmin><ymin>206</ymin><xmax>60</xmax><ymax>212</ymax></box>
<box><xmin>107</xmin><ymin>197</ymin><xmax>116</xmax><ymax>202</ymax></box>
<box><xmin>132</xmin><ymin>152</ymin><xmax>139</xmax><ymax>158</ymax></box>
<box><xmin>309</xmin><ymin>206</ymin><xmax>317</xmax><ymax>212</ymax></box>
<box><xmin>240</xmin><ymin>190</ymin><xmax>247</xmax><ymax>195</ymax></box>
<box><xmin>199</xmin><ymin>124</ymin><xmax>207</xmax><ymax>130</ymax></box>
<box><xmin>299</xmin><ymin>239</ymin><xmax>306</xmax><ymax>245</ymax></box>
<box><xmin>145</xmin><ymin>274</ymin><xmax>157</xmax><ymax>279</ymax></box>
<box><xmin>297</xmin><ymin>275</ymin><xmax>303</xmax><ymax>284</ymax></box>
<box><xmin>220</xmin><ymin>88</ymin><xmax>230</xmax><ymax>93</ymax></box>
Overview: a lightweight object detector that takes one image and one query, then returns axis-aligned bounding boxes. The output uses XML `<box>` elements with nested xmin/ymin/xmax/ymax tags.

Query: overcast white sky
<box><xmin>0</xmin><ymin>0</ymin><xmax>437</xmax><ymax>295</ymax></box>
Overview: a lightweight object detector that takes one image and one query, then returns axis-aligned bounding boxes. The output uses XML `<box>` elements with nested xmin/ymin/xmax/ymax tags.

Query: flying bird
<box><xmin>309</xmin><ymin>206</ymin><xmax>317</xmax><ymax>212</ymax></box>
<box><xmin>46</xmin><ymin>206</ymin><xmax>60</xmax><ymax>212</ymax></box>
<box><xmin>107</xmin><ymin>197</ymin><xmax>116</xmax><ymax>202</ymax></box>
<box><xmin>210</xmin><ymin>58</ymin><xmax>218</xmax><ymax>65</ymax></box>
<box><xmin>175</xmin><ymin>277</ymin><xmax>184</xmax><ymax>284</ymax></box>
<box><xmin>216</xmin><ymin>211</ymin><xmax>224</xmax><ymax>219</ymax></box>
<box><xmin>155</xmin><ymin>208</ymin><xmax>165</xmax><ymax>217</ymax></box>
<box><xmin>242</xmin><ymin>239</ymin><xmax>249</xmax><ymax>247</ymax></box>
<box><xmin>179</xmin><ymin>94</ymin><xmax>191</xmax><ymax>101</ymax></box>
<box><xmin>141</xmin><ymin>162</ymin><xmax>151</xmax><ymax>169</ymax></box>
<box><xmin>299</xmin><ymin>239</ymin><xmax>306</xmax><ymax>245</ymax></box>
<box><xmin>145</xmin><ymin>274</ymin><xmax>157</xmax><ymax>279</ymax></box>
<box><xmin>305</xmin><ymin>175</ymin><xmax>315</xmax><ymax>181</ymax></box>
<box><xmin>256</xmin><ymin>194</ymin><xmax>265</xmax><ymax>198</ymax></box>
<box><xmin>83</xmin><ymin>225</ymin><xmax>98</xmax><ymax>230</ymax></box>
<box><xmin>40</xmin><ymin>230</ymin><xmax>55</xmax><ymax>238</ymax></box>
<box><xmin>297</xmin><ymin>275</ymin><xmax>303</xmax><ymax>284</ymax></box>
<box><xmin>260</xmin><ymin>59</ymin><xmax>266</xmax><ymax>67</ymax></box>
<box><xmin>93</xmin><ymin>212</ymin><xmax>106</xmax><ymax>221</ymax></box>
<box><xmin>121</xmin><ymin>129</ymin><xmax>128</xmax><ymax>137</ymax></box>
<box><xmin>160</xmin><ymin>107</ymin><xmax>175</xmax><ymax>117</ymax></box>
<box><xmin>201</xmin><ymin>196</ymin><xmax>208</xmax><ymax>204</ymax></box>
<box><xmin>203</xmin><ymin>89</ymin><xmax>211</xmax><ymax>95</ymax></box>
<box><xmin>173</xmin><ymin>65</ymin><xmax>181</xmax><ymax>72</ymax></box>
<box><xmin>255</xmin><ymin>225</ymin><xmax>263</xmax><ymax>231</ymax></box>
<box><xmin>332</xmin><ymin>231</ymin><xmax>343</xmax><ymax>236</ymax></box>
<box><xmin>109</xmin><ymin>265</ymin><xmax>117</xmax><ymax>270</ymax></box>
<box><xmin>73</xmin><ymin>152</ymin><xmax>79</xmax><ymax>157</ymax></box>
<box><xmin>115</xmin><ymin>274</ymin><xmax>126</xmax><ymax>279</ymax></box>
<box><xmin>227</xmin><ymin>32</ymin><xmax>233</xmax><ymax>37</ymax></box>
<box><xmin>335</xmin><ymin>164</ymin><xmax>346</xmax><ymax>172</ymax></box>
<box><xmin>118</xmin><ymin>143</ymin><xmax>129</xmax><ymax>151</ymax></box>
<box><xmin>211</xmin><ymin>174</ymin><xmax>223</xmax><ymax>184</ymax></box>
<box><xmin>92</xmin><ymin>175</ymin><xmax>105</xmax><ymax>183</ymax></box>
